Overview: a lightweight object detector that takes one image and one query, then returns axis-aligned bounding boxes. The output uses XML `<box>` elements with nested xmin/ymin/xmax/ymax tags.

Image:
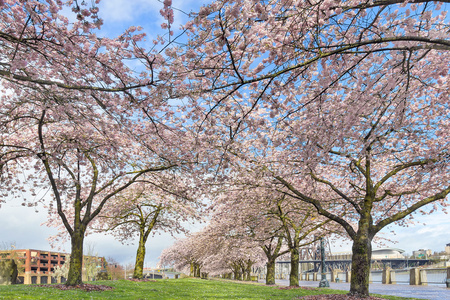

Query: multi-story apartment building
<box><xmin>0</xmin><ymin>249</ymin><xmax>106</xmax><ymax>284</ymax></box>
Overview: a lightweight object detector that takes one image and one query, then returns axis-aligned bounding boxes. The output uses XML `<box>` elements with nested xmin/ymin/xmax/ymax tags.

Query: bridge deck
<box><xmin>277</xmin><ymin>259</ymin><xmax>430</xmax><ymax>272</ymax></box>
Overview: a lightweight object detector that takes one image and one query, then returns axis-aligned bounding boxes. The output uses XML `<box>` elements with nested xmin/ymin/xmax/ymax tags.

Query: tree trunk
<box><xmin>240</xmin><ymin>266</ymin><xmax>246</xmax><ymax>281</ymax></box>
<box><xmin>233</xmin><ymin>266</ymin><xmax>239</xmax><ymax>280</ymax></box>
<box><xmin>190</xmin><ymin>262</ymin><xmax>194</xmax><ymax>277</ymax></box>
<box><xmin>266</xmin><ymin>259</ymin><xmax>276</xmax><ymax>285</ymax></box>
<box><xmin>245</xmin><ymin>269</ymin><xmax>251</xmax><ymax>281</ymax></box>
<box><xmin>289</xmin><ymin>248</ymin><xmax>300</xmax><ymax>286</ymax></box>
<box><xmin>263</xmin><ymin>237</ymin><xmax>284</xmax><ymax>285</ymax></box>
<box><xmin>244</xmin><ymin>260</ymin><xmax>252</xmax><ymax>281</ymax></box>
<box><xmin>133</xmin><ymin>235</ymin><xmax>146</xmax><ymax>279</ymax></box>
<box><xmin>349</xmin><ymin>232</ymin><xmax>372</xmax><ymax>297</ymax></box>
<box><xmin>66</xmin><ymin>229</ymin><xmax>85</xmax><ymax>285</ymax></box>
<box><xmin>195</xmin><ymin>263</ymin><xmax>201</xmax><ymax>277</ymax></box>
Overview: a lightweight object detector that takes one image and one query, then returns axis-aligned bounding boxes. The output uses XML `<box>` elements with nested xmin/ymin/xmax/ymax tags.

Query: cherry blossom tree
<box><xmin>29</xmin><ymin>98</ymin><xmax>183</xmax><ymax>285</ymax></box>
<box><xmin>159</xmin><ymin>234</ymin><xmax>204</xmax><ymax>277</ymax></box>
<box><xmin>160</xmin><ymin>223</ymin><xmax>261</xmax><ymax>279</ymax></box>
<box><xmin>0</xmin><ymin>0</ymin><xmax>160</xmax><ymax>208</ymax></box>
<box><xmin>267</xmin><ymin>195</ymin><xmax>335</xmax><ymax>287</ymax></box>
<box><xmin>98</xmin><ymin>180</ymin><xmax>201</xmax><ymax>279</ymax></box>
<box><xmin>0</xmin><ymin>0</ymin><xmax>195</xmax><ymax>287</ymax></box>
<box><xmin>184</xmin><ymin>227</ymin><xmax>266</xmax><ymax>280</ymax></box>
<box><xmin>199</xmin><ymin>204</ymin><xmax>268</xmax><ymax>280</ymax></box>
<box><xmin>204</xmin><ymin>185</ymin><xmax>288</xmax><ymax>284</ymax></box>
<box><xmin>0</xmin><ymin>88</ymin><xmax>36</xmax><ymax>207</ymax></box>
<box><xmin>209</xmin><ymin>176</ymin><xmax>340</xmax><ymax>285</ymax></box>
<box><xmin>169</xmin><ymin>0</ymin><xmax>450</xmax><ymax>296</ymax></box>
<box><xmin>0</xmin><ymin>0</ymin><xmax>154</xmax><ymax>94</ymax></box>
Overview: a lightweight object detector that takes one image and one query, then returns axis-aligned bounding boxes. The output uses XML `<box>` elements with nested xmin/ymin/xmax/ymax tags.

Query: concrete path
<box><xmin>275</xmin><ymin>279</ymin><xmax>450</xmax><ymax>300</ymax></box>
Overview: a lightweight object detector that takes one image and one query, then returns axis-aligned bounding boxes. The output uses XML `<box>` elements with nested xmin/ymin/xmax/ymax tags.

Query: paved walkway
<box><xmin>275</xmin><ymin>279</ymin><xmax>450</xmax><ymax>300</ymax></box>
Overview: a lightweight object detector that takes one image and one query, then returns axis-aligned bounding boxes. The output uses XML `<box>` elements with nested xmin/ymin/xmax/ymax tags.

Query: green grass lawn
<box><xmin>0</xmin><ymin>278</ymin><xmax>419</xmax><ymax>300</ymax></box>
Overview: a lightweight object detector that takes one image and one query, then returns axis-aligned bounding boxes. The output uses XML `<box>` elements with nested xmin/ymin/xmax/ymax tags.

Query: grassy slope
<box><xmin>0</xmin><ymin>278</ymin><xmax>419</xmax><ymax>300</ymax></box>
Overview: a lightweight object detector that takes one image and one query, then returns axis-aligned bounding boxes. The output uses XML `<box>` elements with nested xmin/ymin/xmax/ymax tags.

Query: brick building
<box><xmin>0</xmin><ymin>249</ymin><xmax>106</xmax><ymax>284</ymax></box>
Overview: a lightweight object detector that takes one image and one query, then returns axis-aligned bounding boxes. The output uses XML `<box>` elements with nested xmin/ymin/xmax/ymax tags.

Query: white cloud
<box><xmin>100</xmin><ymin>0</ymin><xmax>162</xmax><ymax>23</ymax></box>
<box><xmin>0</xmin><ymin>200</ymin><xmax>181</xmax><ymax>266</ymax></box>
<box><xmin>2</xmin><ymin>199</ymin><xmax>449</xmax><ymax>267</ymax></box>
<box><xmin>329</xmin><ymin>210</ymin><xmax>450</xmax><ymax>255</ymax></box>
<box><xmin>97</xmin><ymin>0</ymin><xmax>207</xmax><ymax>37</ymax></box>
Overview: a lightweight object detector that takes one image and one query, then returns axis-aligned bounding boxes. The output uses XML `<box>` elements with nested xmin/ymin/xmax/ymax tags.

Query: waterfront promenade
<box><xmin>276</xmin><ymin>279</ymin><xmax>450</xmax><ymax>300</ymax></box>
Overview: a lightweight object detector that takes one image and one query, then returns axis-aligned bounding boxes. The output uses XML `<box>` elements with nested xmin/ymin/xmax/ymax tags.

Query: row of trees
<box><xmin>160</xmin><ymin>186</ymin><xmax>339</xmax><ymax>286</ymax></box>
<box><xmin>1</xmin><ymin>0</ymin><xmax>449</xmax><ymax>297</ymax></box>
<box><xmin>159</xmin><ymin>0</ymin><xmax>450</xmax><ymax>296</ymax></box>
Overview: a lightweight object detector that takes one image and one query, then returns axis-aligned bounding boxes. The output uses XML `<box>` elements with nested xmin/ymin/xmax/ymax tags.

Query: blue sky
<box><xmin>1</xmin><ymin>0</ymin><xmax>449</xmax><ymax>268</ymax></box>
<box><xmin>95</xmin><ymin>0</ymin><xmax>203</xmax><ymax>39</ymax></box>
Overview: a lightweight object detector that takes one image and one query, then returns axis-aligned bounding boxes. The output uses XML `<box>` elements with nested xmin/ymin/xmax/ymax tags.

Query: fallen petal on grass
<box><xmin>39</xmin><ymin>284</ymin><xmax>114</xmax><ymax>292</ymax></box>
<box><xmin>298</xmin><ymin>295</ymin><xmax>387</xmax><ymax>300</ymax></box>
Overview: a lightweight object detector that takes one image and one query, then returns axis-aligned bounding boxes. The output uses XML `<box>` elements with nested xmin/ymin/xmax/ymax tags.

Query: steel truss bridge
<box><xmin>277</xmin><ymin>258</ymin><xmax>430</xmax><ymax>272</ymax></box>
<box><xmin>277</xmin><ymin>239</ymin><xmax>430</xmax><ymax>272</ymax></box>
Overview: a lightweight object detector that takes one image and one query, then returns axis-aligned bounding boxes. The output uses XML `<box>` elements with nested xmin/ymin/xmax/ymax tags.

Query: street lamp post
<box><xmin>319</xmin><ymin>238</ymin><xmax>330</xmax><ymax>288</ymax></box>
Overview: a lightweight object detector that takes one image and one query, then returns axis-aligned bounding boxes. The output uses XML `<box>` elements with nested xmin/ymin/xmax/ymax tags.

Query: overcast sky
<box><xmin>1</xmin><ymin>0</ymin><xmax>449</xmax><ymax>268</ymax></box>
